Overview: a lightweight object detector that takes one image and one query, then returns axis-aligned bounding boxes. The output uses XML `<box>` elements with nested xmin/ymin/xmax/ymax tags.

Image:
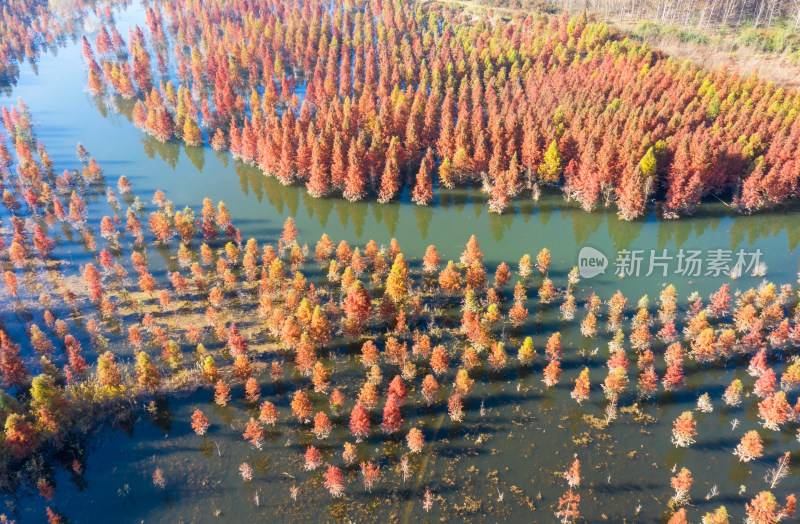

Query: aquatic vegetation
<box><xmin>0</xmin><ymin>0</ymin><xmax>129</xmax><ymax>89</ymax></box>
<box><xmin>74</xmin><ymin>0</ymin><xmax>800</xmax><ymax>219</ymax></box>
<box><xmin>0</xmin><ymin>101</ymin><xmax>798</xmax><ymax>521</ymax></box>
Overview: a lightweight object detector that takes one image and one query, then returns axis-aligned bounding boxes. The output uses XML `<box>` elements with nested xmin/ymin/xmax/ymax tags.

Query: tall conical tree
<box><xmin>378</xmin><ymin>137</ymin><xmax>402</xmax><ymax>203</ymax></box>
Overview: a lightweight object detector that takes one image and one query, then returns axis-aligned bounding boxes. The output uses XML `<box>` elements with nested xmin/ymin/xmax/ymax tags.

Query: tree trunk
<box><xmin>754</xmin><ymin>0</ymin><xmax>766</xmax><ymax>28</ymax></box>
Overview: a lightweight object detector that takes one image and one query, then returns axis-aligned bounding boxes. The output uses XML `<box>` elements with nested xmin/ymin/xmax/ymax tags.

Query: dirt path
<box><xmin>425</xmin><ymin>0</ymin><xmax>525</xmax><ymax>16</ymax></box>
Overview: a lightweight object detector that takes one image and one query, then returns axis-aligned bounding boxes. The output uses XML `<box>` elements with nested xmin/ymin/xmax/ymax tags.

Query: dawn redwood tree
<box><xmin>308</xmin><ymin>306</ymin><xmax>331</xmax><ymax>346</ymax></box>
<box><xmin>210</xmin><ymin>129</ymin><xmax>227</xmax><ymax>151</ymax></box>
<box><xmin>330</xmin><ymin>133</ymin><xmax>347</xmax><ymax>190</ymax></box>
<box><xmin>607</xmin><ymin>349</ymin><xmax>630</xmax><ymax>372</ymax></box>
<box><xmin>214</xmin><ymin>379</ymin><xmax>231</xmax><ymax>406</ymax></box>
<box><xmin>723</xmin><ymin>379</ymin><xmax>744</xmax><ymax>406</ymax></box>
<box><xmin>135</xmin><ymin>351</ymin><xmax>161</xmax><ymax>390</ymax></box>
<box><xmin>536</xmin><ymin>249</ymin><xmax>551</xmax><ymax>275</ymax></box>
<box><xmin>754</xmin><ymin>369</ymin><xmax>778</xmax><ymax>398</ymax></box>
<box><xmin>312</xmin><ymin>411</ymin><xmax>332</xmax><ymax>440</ymax></box>
<box><xmin>508</xmin><ymin>300</ymin><xmax>528</xmax><ymax>327</ymax></box>
<box><xmin>603</xmin><ymin>367</ymin><xmax>628</xmax><ymax>398</ymax></box>
<box><xmin>202</xmin><ymin>357</ymin><xmax>219</xmax><ymax>384</ymax></box>
<box><xmin>342</xmin><ymin>442</ymin><xmax>358</xmax><ymax>466</ymax></box>
<box><xmin>380</xmin><ymin>396</ymin><xmax>403</xmax><ymax>434</ymax></box>
<box><xmin>258</xmin><ymin>400</ymin><xmax>278</xmax><ymax>426</ymax></box>
<box><xmin>454</xmin><ymin>369</ymin><xmax>475</xmax><ymax>395</ymax></box>
<box><xmin>361</xmin><ymin>461</ymin><xmax>380</xmax><ymax>493</ymax></box>
<box><xmin>385</xmin><ymin>254</ymin><xmax>409</xmax><ymax>302</ymax></box>
<box><xmin>663</xmin><ymin>360</ymin><xmax>686</xmax><ymax>391</ymax></box>
<box><xmin>422</xmin><ymin>245</ymin><xmax>441</xmax><ymax>275</ymax></box>
<box><xmin>494</xmin><ymin>262</ymin><xmax>511</xmax><ymax>289</ymax></box>
<box><xmin>128</xmin><ymin>326</ymin><xmax>144</xmax><ymax>350</ymax></box>
<box><xmin>138</xmin><ymin>271</ymin><xmax>156</xmax><ymax>297</ymax></box>
<box><xmin>227</xmin><ymin>323</ymin><xmax>248</xmax><ymax>356</ymax></box>
<box><xmin>758</xmin><ymin>391</ymin><xmax>791</xmax><ymax>431</ymax></box>
<box><xmin>438</xmin><ymin>261</ymin><xmax>461</xmax><ymax>293</ymax></box>
<box><xmin>407</xmin><ymin>427</ymin><xmax>425</xmax><ymax>453</ymax></box>
<box><xmin>387</xmin><ymin>376</ymin><xmax>408</xmax><ymax>406</ymax></box>
<box><xmin>3</xmin><ymin>271</ymin><xmax>18</xmax><ymax>299</ymax></box>
<box><xmin>571</xmin><ymin>368</ymin><xmax>590</xmax><ymax>403</ymax></box>
<box><xmin>304</xmin><ymin>445</ymin><xmax>322</xmax><ymax>471</ymax></box>
<box><xmin>565</xmin><ymin>458</ymin><xmax>581</xmax><ymax>488</ymax></box>
<box><xmin>637</xmin><ymin>366</ymin><xmax>659</xmax><ymax>399</ymax></box>
<box><xmin>555</xmin><ymin>488</ymin><xmax>580</xmax><ymax>524</ymax></box>
<box><xmin>4</xmin><ymin>414</ymin><xmax>38</xmax><ymax>458</ymax></box>
<box><xmin>421</xmin><ymin>374</ymin><xmax>440</xmax><ymax>404</ymax></box>
<box><xmin>243</xmin><ymin>418</ymin><xmax>264</xmax><ymax>449</ymax></box>
<box><xmin>343</xmin><ymin>281</ymin><xmax>372</xmax><ymax>325</ymax></box>
<box><xmin>672</xmin><ymin>411</ymin><xmax>697</xmax><ymax>447</ymax></box>
<box><xmin>539</xmin><ymin>278</ymin><xmax>557</xmax><ymax>304</ymax></box>
<box><xmin>182</xmin><ymin>118</ymin><xmax>203</xmax><ymax>146</ymax></box>
<box><xmin>291</xmin><ymin>390</ymin><xmax>313</xmax><ymax>423</ymax></box>
<box><xmin>343</xmin><ymin>137</ymin><xmax>368</xmax><ymax>202</ymax></box>
<box><xmin>545</xmin><ymin>333</ymin><xmax>563</xmax><ymax>361</ymax></box>
<box><xmin>378</xmin><ymin>137</ymin><xmax>402</xmax><ymax>203</ymax></box>
<box><xmin>360</xmin><ymin>340</ymin><xmax>379</xmax><ymax>368</ymax></box>
<box><xmin>269</xmin><ymin>361</ymin><xmax>284</xmax><ymax>383</ymax></box>
<box><xmin>82</xmin><ymin>263</ymin><xmax>103</xmax><ymax>302</ymax></box>
<box><xmin>312</xmin><ymin>361</ymin><xmax>330</xmax><ymax>393</ymax></box>
<box><xmin>543</xmin><ymin>360</ymin><xmax>562</xmax><ymax>387</ymax></box>
<box><xmin>280</xmin><ymin>216</ymin><xmax>298</xmax><ymax>249</ymax></box>
<box><xmin>1</xmin><ymin>339</ymin><xmax>29</xmax><ymax>387</ymax></box>
<box><xmin>749</xmin><ymin>349</ymin><xmax>770</xmax><ymax>377</ymax></box>
<box><xmin>745</xmin><ymin>491</ymin><xmax>795</xmax><ymax>524</ymax></box>
<box><xmin>96</xmin><ymin>352</ymin><xmax>121</xmax><ymax>388</ymax></box>
<box><xmin>154</xmin><ymin>109</ymin><xmax>174</xmax><ymax>142</ymax></box>
<box><xmin>307</xmin><ymin>138</ymin><xmax>331</xmax><ymax>198</ymax></box>
<box><xmin>782</xmin><ymin>362</ymin><xmax>800</xmax><ymax>392</ymax></box>
<box><xmin>709</xmin><ymin>284</ymin><xmax>731</xmax><ymax>318</ymax></box>
<box><xmin>295</xmin><ymin>334</ymin><xmax>317</xmax><ymax>376</ymax></box>
<box><xmin>349</xmin><ymin>403</ymin><xmax>371</xmax><ymax>441</ymax></box>
<box><xmin>691</xmin><ymin>328</ymin><xmax>717</xmax><ymax>363</ymax></box>
<box><xmin>32</xmin><ymin>225</ymin><xmax>54</xmax><ymax>258</ymax></box>
<box><xmin>336</xmin><ymin>241</ymin><xmax>353</xmax><ymax>265</ymax></box>
<box><xmin>488</xmin><ymin>342</ymin><xmax>508</xmax><ymax>371</ymax></box>
<box><xmin>244</xmin><ymin>377</ymin><xmax>260</xmax><ymax>403</ymax></box>
<box><xmin>191</xmin><ymin>409</ymin><xmax>210</xmax><ymax>435</ymax></box>
<box><xmin>734</xmin><ymin>430</ymin><xmax>764</xmax><ymax>462</ymax></box>
<box><xmin>448</xmin><ymin>393</ymin><xmax>465</xmax><ymax>422</ymax></box>
<box><xmin>702</xmin><ymin>507</ymin><xmax>730</xmax><ymax>524</ymax></box>
<box><xmin>411</xmin><ymin>149</ymin><xmax>434</xmax><ymax>205</ymax></box>
<box><xmin>538</xmin><ymin>141</ymin><xmax>562</xmax><ymax>184</ymax></box>
<box><xmin>323</xmin><ymin>465</ymin><xmax>345</xmax><ymax>498</ymax></box>
<box><xmin>518</xmin><ymin>337</ymin><xmax>536</xmax><ymax>365</ymax></box>
<box><xmin>30</xmin><ymin>375</ymin><xmax>68</xmax><ymax>434</ymax></box>
<box><xmin>668</xmin><ymin>509</ymin><xmax>688</xmax><ymax>524</ymax></box>
<box><xmin>29</xmin><ymin>326</ymin><xmax>55</xmax><ymax>356</ymax></box>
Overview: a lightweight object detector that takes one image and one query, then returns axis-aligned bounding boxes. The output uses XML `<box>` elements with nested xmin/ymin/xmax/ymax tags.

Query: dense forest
<box><xmin>79</xmin><ymin>0</ymin><xmax>800</xmax><ymax>219</ymax></box>
<box><xmin>0</xmin><ymin>101</ymin><xmax>798</xmax><ymax>522</ymax></box>
<box><xmin>0</xmin><ymin>0</ymin><xmax>130</xmax><ymax>90</ymax></box>
<box><xmin>547</xmin><ymin>0</ymin><xmax>800</xmax><ymax>30</ymax></box>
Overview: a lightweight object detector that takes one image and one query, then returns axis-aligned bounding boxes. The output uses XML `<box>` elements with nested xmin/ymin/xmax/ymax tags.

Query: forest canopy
<box><xmin>79</xmin><ymin>0</ymin><xmax>800</xmax><ymax>219</ymax></box>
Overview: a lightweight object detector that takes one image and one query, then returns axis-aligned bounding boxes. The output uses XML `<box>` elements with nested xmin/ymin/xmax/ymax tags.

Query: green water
<box><xmin>2</xmin><ymin>2</ymin><xmax>799</xmax><ymax>522</ymax></box>
<box><xmin>3</xmin><ymin>3</ymin><xmax>800</xmax><ymax>300</ymax></box>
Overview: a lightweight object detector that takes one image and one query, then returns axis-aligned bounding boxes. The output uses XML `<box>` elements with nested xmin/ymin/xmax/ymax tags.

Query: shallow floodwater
<box><xmin>2</xmin><ymin>2</ymin><xmax>799</xmax><ymax>522</ymax></box>
<box><xmin>3</xmin><ymin>3</ymin><xmax>800</xmax><ymax>300</ymax></box>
